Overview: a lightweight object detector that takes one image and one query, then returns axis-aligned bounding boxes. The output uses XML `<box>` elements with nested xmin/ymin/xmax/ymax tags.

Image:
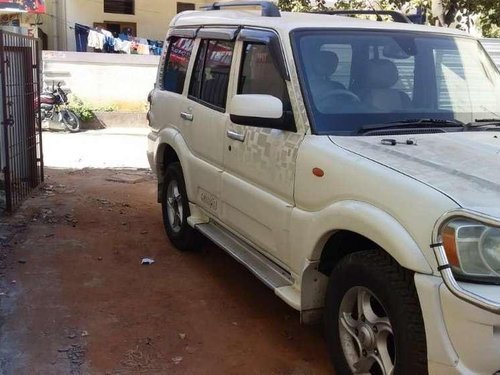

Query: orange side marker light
<box><xmin>442</xmin><ymin>227</ymin><xmax>460</xmax><ymax>267</ymax></box>
<box><xmin>312</xmin><ymin>168</ymin><xmax>324</xmax><ymax>177</ymax></box>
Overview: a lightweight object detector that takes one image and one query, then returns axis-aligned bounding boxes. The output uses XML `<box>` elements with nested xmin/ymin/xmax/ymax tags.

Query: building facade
<box><xmin>0</xmin><ymin>0</ymin><xmax>212</xmax><ymax>51</ymax></box>
<box><xmin>51</xmin><ymin>0</ymin><xmax>213</xmax><ymax>51</ymax></box>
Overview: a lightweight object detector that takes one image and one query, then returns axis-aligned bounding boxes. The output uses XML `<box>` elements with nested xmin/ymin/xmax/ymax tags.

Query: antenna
<box><xmin>366</xmin><ymin>0</ymin><xmax>383</xmax><ymax>21</ymax></box>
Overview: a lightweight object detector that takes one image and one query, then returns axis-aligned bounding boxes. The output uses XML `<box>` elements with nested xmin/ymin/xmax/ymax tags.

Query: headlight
<box><xmin>480</xmin><ymin>228</ymin><xmax>500</xmax><ymax>273</ymax></box>
<box><xmin>441</xmin><ymin>219</ymin><xmax>500</xmax><ymax>284</ymax></box>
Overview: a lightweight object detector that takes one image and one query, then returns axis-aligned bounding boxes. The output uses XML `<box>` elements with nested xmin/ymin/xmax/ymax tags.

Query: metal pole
<box><xmin>0</xmin><ymin>31</ymin><xmax>12</xmax><ymax>212</ymax></box>
<box><xmin>35</xmin><ymin>38</ymin><xmax>43</xmax><ymax>183</ymax></box>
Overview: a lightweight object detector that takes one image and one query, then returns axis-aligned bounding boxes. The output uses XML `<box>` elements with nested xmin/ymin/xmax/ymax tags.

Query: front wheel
<box><xmin>61</xmin><ymin>110</ymin><xmax>80</xmax><ymax>132</ymax></box>
<box><xmin>325</xmin><ymin>250</ymin><xmax>428</xmax><ymax>375</ymax></box>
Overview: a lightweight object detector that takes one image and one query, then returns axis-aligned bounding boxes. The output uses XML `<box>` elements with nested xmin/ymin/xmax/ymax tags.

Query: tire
<box><xmin>325</xmin><ymin>249</ymin><xmax>427</xmax><ymax>375</ymax></box>
<box><xmin>61</xmin><ymin>110</ymin><xmax>80</xmax><ymax>132</ymax></box>
<box><xmin>162</xmin><ymin>162</ymin><xmax>202</xmax><ymax>251</ymax></box>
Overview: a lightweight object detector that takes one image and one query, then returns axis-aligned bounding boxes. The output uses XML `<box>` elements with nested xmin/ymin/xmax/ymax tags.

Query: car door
<box><xmin>152</xmin><ymin>32</ymin><xmax>195</xmax><ymax>146</ymax></box>
<box><xmin>222</xmin><ymin>30</ymin><xmax>304</xmax><ymax>266</ymax></box>
<box><xmin>179</xmin><ymin>30</ymin><xmax>237</xmax><ymax>219</ymax></box>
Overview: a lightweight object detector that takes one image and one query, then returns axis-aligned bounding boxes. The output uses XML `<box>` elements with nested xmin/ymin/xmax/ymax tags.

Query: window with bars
<box><xmin>104</xmin><ymin>0</ymin><xmax>135</xmax><ymax>15</ymax></box>
<box><xmin>177</xmin><ymin>2</ymin><xmax>195</xmax><ymax>13</ymax></box>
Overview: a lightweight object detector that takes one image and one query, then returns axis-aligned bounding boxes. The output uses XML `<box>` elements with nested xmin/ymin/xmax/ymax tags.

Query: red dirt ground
<box><xmin>0</xmin><ymin>168</ymin><xmax>332</xmax><ymax>374</ymax></box>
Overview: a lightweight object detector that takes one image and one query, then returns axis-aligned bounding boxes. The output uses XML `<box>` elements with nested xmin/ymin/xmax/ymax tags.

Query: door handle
<box><xmin>180</xmin><ymin>112</ymin><xmax>193</xmax><ymax>121</ymax></box>
<box><xmin>226</xmin><ymin>129</ymin><xmax>246</xmax><ymax>142</ymax></box>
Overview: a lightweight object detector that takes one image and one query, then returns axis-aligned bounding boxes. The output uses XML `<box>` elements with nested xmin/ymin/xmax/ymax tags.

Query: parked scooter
<box><xmin>38</xmin><ymin>82</ymin><xmax>80</xmax><ymax>132</ymax></box>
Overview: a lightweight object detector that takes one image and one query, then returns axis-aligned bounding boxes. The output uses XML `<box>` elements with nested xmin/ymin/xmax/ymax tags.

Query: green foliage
<box><xmin>68</xmin><ymin>97</ymin><xmax>94</xmax><ymax>122</ymax></box>
<box><xmin>68</xmin><ymin>97</ymin><xmax>115</xmax><ymax>122</ymax></box>
<box><xmin>481</xmin><ymin>20</ymin><xmax>500</xmax><ymax>38</ymax></box>
<box><xmin>477</xmin><ymin>6</ymin><xmax>500</xmax><ymax>37</ymax></box>
<box><xmin>278</xmin><ymin>0</ymin><xmax>311</xmax><ymax>12</ymax></box>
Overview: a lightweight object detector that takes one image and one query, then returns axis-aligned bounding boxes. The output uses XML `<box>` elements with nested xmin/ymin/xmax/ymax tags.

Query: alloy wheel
<box><xmin>338</xmin><ymin>286</ymin><xmax>395</xmax><ymax>375</ymax></box>
<box><xmin>166</xmin><ymin>179</ymin><xmax>183</xmax><ymax>233</ymax></box>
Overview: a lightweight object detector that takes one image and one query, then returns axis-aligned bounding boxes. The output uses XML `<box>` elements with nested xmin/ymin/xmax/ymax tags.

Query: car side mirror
<box><xmin>230</xmin><ymin>94</ymin><xmax>287</xmax><ymax>130</ymax></box>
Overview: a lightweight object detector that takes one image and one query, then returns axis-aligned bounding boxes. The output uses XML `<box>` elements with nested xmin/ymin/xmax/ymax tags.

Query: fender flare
<box><xmin>296</xmin><ymin>200</ymin><xmax>433</xmax><ymax>312</ymax></box>
<box><xmin>155</xmin><ymin>128</ymin><xmax>195</xmax><ymax>200</ymax></box>
<box><xmin>155</xmin><ymin>127</ymin><xmax>180</xmax><ymax>169</ymax></box>
<box><xmin>295</xmin><ymin>200</ymin><xmax>433</xmax><ymax>275</ymax></box>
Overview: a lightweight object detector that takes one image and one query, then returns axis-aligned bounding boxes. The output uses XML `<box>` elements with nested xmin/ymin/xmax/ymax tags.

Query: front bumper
<box><xmin>416</xmin><ymin>274</ymin><xmax>500</xmax><ymax>375</ymax></box>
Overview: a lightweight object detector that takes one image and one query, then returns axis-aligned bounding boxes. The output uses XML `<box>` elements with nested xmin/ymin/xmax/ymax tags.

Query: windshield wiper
<box><xmin>359</xmin><ymin>118</ymin><xmax>465</xmax><ymax>134</ymax></box>
<box><xmin>465</xmin><ymin>118</ymin><xmax>500</xmax><ymax>129</ymax></box>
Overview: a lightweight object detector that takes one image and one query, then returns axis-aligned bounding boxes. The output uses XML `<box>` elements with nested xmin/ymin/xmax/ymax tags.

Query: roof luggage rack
<box><xmin>202</xmin><ymin>1</ymin><xmax>281</xmax><ymax>17</ymax></box>
<box><xmin>313</xmin><ymin>10</ymin><xmax>412</xmax><ymax>24</ymax></box>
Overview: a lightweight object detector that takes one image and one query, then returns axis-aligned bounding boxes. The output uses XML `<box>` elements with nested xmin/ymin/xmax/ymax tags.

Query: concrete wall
<box><xmin>42</xmin><ymin>51</ymin><xmax>160</xmax><ymax>111</ymax></box>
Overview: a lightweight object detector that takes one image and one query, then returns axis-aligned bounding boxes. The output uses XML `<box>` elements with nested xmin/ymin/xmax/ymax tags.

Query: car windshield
<box><xmin>292</xmin><ymin>29</ymin><xmax>500</xmax><ymax>135</ymax></box>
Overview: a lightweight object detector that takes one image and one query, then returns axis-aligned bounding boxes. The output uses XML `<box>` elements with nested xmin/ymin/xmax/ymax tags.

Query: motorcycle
<box><xmin>37</xmin><ymin>82</ymin><xmax>80</xmax><ymax>133</ymax></box>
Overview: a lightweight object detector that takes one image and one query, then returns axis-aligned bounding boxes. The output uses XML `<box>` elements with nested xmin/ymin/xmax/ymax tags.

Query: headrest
<box><xmin>312</xmin><ymin>51</ymin><xmax>339</xmax><ymax>77</ymax></box>
<box><xmin>365</xmin><ymin>59</ymin><xmax>399</xmax><ymax>88</ymax></box>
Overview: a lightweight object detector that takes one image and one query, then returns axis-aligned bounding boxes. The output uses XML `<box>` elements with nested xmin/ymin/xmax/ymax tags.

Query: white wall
<box><xmin>43</xmin><ymin>51</ymin><xmax>160</xmax><ymax>111</ymax></box>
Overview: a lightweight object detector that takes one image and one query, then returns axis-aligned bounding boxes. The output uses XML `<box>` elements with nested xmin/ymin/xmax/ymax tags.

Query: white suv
<box><xmin>147</xmin><ymin>3</ymin><xmax>500</xmax><ymax>374</ymax></box>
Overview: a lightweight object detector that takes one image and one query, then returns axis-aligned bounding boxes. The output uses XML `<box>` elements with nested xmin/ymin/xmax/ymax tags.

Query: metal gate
<box><xmin>0</xmin><ymin>30</ymin><xmax>43</xmax><ymax>213</ymax></box>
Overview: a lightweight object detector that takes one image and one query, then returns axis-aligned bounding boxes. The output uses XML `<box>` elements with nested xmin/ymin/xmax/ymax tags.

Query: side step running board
<box><xmin>196</xmin><ymin>222</ymin><xmax>293</xmax><ymax>289</ymax></box>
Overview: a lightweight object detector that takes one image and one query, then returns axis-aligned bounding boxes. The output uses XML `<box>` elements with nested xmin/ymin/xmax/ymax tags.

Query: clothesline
<box><xmin>74</xmin><ymin>23</ymin><xmax>163</xmax><ymax>56</ymax></box>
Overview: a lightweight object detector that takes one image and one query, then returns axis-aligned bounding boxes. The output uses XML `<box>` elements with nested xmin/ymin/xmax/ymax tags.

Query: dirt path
<box><xmin>0</xmin><ymin>168</ymin><xmax>332</xmax><ymax>375</ymax></box>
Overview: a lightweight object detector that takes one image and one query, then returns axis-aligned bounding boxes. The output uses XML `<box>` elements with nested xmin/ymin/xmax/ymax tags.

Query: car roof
<box><xmin>172</xmin><ymin>9</ymin><xmax>471</xmax><ymax>38</ymax></box>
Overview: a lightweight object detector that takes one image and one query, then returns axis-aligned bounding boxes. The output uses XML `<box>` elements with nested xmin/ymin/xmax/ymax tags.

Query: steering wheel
<box><xmin>315</xmin><ymin>89</ymin><xmax>361</xmax><ymax>112</ymax></box>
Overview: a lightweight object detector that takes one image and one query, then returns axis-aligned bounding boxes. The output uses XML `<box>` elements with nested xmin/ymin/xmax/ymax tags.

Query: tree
<box><xmin>431</xmin><ymin>0</ymin><xmax>500</xmax><ymax>35</ymax></box>
<box><xmin>276</xmin><ymin>0</ymin><xmax>500</xmax><ymax>37</ymax></box>
<box><xmin>278</xmin><ymin>0</ymin><xmax>311</xmax><ymax>12</ymax></box>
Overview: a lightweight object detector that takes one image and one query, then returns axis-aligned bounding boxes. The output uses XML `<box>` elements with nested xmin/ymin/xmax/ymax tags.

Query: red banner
<box><xmin>0</xmin><ymin>0</ymin><xmax>46</xmax><ymax>14</ymax></box>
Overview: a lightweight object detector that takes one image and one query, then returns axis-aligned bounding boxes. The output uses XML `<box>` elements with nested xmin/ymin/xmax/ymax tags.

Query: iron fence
<box><xmin>0</xmin><ymin>30</ymin><xmax>43</xmax><ymax>213</ymax></box>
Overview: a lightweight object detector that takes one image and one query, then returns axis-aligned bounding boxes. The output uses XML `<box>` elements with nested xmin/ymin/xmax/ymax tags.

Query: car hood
<box><xmin>330</xmin><ymin>132</ymin><xmax>500</xmax><ymax>219</ymax></box>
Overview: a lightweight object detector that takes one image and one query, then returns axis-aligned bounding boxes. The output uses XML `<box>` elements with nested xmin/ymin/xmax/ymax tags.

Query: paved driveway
<box><xmin>42</xmin><ymin>128</ymin><xmax>150</xmax><ymax>169</ymax></box>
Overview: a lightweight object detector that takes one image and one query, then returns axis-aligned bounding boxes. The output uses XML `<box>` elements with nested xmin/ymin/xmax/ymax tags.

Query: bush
<box><xmin>68</xmin><ymin>97</ymin><xmax>115</xmax><ymax>122</ymax></box>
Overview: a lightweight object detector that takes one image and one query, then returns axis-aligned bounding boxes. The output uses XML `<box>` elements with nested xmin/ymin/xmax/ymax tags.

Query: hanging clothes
<box><xmin>119</xmin><ymin>33</ymin><xmax>130</xmax><ymax>41</ymax></box>
<box><xmin>88</xmin><ymin>30</ymin><xmax>105</xmax><ymax>50</ymax></box>
<box><xmin>148</xmin><ymin>40</ymin><xmax>163</xmax><ymax>56</ymax></box>
<box><xmin>114</xmin><ymin>38</ymin><xmax>132</xmax><ymax>54</ymax></box>
<box><xmin>74</xmin><ymin>24</ymin><xmax>90</xmax><ymax>52</ymax></box>
<box><xmin>130</xmin><ymin>40</ymin><xmax>139</xmax><ymax>54</ymax></box>
<box><xmin>101</xmin><ymin>29</ymin><xmax>114</xmax><ymax>52</ymax></box>
<box><xmin>137</xmin><ymin>43</ymin><xmax>150</xmax><ymax>55</ymax></box>
<box><xmin>75</xmin><ymin>23</ymin><xmax>163</xmax><ymax>55</ymax></box>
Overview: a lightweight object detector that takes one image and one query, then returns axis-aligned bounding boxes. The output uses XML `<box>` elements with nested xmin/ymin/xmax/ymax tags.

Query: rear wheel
<box><xmin>162</xmin><ymin>162</ymin><xmax>202</xmax><ymax>251</ymax></box>
<box><xmin>325</xmin><ymin>250</ymin><xmax>427</xmax><ymax>375</ymax></box>
<box><xmin>62</xmin><ymin>110</ymin><xmax>80</xmax><ymax>132</ymax></box>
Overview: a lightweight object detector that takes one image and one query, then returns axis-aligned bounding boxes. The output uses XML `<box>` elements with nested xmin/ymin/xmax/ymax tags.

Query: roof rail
<box><xmin>313</xmin><ymin>10</ymin><xmax>412</xmax><ymax>24</ymax></box>
<box><xmin>202</xmin><ymin>1</ymin><xmax>281</xmax><ymax>17</ymax></box>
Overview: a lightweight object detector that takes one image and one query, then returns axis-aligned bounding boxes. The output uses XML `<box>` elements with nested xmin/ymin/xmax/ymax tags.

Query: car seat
<box><xmin>309</xmin><ymin>51</ymin><xmax>346</xmax><ymax>96</ymax></box>
<box><xmin>358</xmin><ymin>59</ymin><xmax>411</xmax><ymax>112</ymax></box>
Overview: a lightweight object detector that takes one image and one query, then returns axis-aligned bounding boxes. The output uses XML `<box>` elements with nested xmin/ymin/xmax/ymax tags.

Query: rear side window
<box><xmin>162</xmin><ymin>37</ymin><xmax>194</xmax><ymax>93</ymax></box>
<box><xmin>189</xmin><ymin>39</ymin><xmax>234</xmax><ymax>110</ymax></box>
